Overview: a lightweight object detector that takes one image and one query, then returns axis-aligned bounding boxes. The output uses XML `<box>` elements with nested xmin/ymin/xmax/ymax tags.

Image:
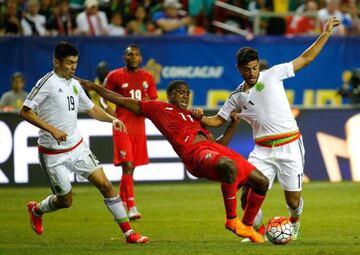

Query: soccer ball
<box><xmin>265</xmin><ymin>216</ymin><xmax>293</xmax><ymax>245</ymax></box>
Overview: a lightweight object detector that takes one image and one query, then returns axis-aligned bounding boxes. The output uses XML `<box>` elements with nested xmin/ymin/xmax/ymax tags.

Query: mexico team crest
<box><xmin>73</xmin><ymin>85</ymin><xmax>79</xmax><ymax>95</ymax></box>
<box><xmin>255</xmin><ymin>82</ymin><xmax>265</xmax><ymax>92</ymax></box>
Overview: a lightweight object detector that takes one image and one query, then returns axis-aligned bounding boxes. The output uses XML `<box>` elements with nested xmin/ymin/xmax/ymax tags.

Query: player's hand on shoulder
<box><xmin>50</xmin><ymin>128</ymin><xmax>68</xmax><ymax>145</ymax></box>
<box><xmin>77</xmin><ymin>78</ymin><xmax>94</xmax><ymax>91</ymax></box>
<box><xmin>191</xmin><ymin>108</ymin><xmax>204</xmax><ymax>120</ymax></box>
<box><xmin>113</xmin><ymin>119</ymin><xmax>127</xmax><ymax>134</ymax></box>
<box><xmin>325</xmin><ymin>17</ymin><xmax>341</xmax><ymax>35</ymax></box>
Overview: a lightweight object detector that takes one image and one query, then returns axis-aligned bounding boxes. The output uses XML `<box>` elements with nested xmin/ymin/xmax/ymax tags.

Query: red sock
<box><xmin>118</xmin><ymin>221</ymin><xmax>132</xmax><ymax>234</ymax></box>
<box><xmin>289</xmin><ymin>216</ymin><xmax>300</xmax><ymax>223</ymax></box>
<box><xmin>122</xmin><ymin>174</ymin><xmax>135</xmax><ymax>208</ymax></box>
<box><xmin>242</xmin><ymin>189</ymin><xmax>265</xmax><ymax>226</ymax></box>
<box><xmin>221</xmin><ymin>183</ymin><xmax>237</xmax><ymax>219</ymax></box>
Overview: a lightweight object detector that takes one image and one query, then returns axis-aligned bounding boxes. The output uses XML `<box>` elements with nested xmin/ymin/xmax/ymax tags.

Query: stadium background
<box><xmin>0</xmin><ymin>35</ymin><xmax>359</xmax><ymax>186</ymax></box>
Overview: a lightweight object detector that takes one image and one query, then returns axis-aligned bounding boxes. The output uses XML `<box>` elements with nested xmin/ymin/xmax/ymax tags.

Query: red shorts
<box><xmin>113</xmin><ymin>132</ymin><xmax>149</xmax><ymax>167</ymax></box>
<box><xmin>182</xmin><ymin>141</ymin><xmax>255</xmax><ymax>186</ymax></box>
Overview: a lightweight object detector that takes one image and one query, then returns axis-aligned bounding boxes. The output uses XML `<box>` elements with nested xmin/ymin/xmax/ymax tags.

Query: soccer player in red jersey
<box><xmin>102</xmin><ymin>44</ymin><xmax>158</xmax><ymax>220</ymax></box>
<box><xmin>80</xmin><ymin>79</ymin><xmax>269</xmax><ymax>243</ymax></box>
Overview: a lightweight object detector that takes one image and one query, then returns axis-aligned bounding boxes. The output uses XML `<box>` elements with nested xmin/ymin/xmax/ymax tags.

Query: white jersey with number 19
<box><xmin>23</xmin><ymin>71</ymin><xmax>94</xmax><ymax>150</ymax></box>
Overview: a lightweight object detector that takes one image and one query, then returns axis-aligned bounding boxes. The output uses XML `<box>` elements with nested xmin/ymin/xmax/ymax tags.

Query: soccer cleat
<box><xmin>27</xmin><ymin>201</ymin><xmax>43</xmax><ymax>235</ymax></box>
<box><xmin>241</xmin><ymin>224</ymin><xmax>267</xmax><ymax>243</ymax></box>
<box><xmin>225</xmin><ymin>217</ymin><xmax>265</xmax><ymax>243</ymax></box>
<box><xmin>291</xmin><ymin>220</ymin><xmax>300</xmax><ymax>240</ymax></box>
<box><xmin>128</xmin><ymin>206</ymin><xmax>141</xmax><ymax>220</ymax></box>
<box><xmin>126</xmin><ymin>232</ymin><xmax>149</xmax><ymax>244</ymax></box>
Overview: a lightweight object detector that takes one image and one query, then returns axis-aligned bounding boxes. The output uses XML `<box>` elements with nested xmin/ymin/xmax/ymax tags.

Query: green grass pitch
<box><xmin>1</xmin><ymin>181</ymin><xmax>359</xmax><ymax>255</ymax></box>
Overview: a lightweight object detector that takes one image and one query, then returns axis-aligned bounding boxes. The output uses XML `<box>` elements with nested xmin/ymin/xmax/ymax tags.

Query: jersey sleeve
<box><xmin>218</xmin><ymin>91</ymin><xmax>241</xmax><ymax>121</ymax></box>
<box><xmin>78</xmin><ymin>83</ymin><xmax>94</xmax><ymax>111</ymax></box>
<box><xmin>266</xmin><ymin>62</ymin><xmax>295</xmax><ymax>81</ymax></box>
<box><xmin>23</xmin><ymin>82</ymin><xmax>51</xmax><ymax>110</ymax></box>
<box><xmin>104</xmin><ymin>71</ymin><xmax>116</xmax><ymax>91</ymax></box>
<box><xmin>146</xmin><ymin>73</ymin><xmax>158</xmax><ymax>100</ymax></box>
<box><xmin>0</xmin><ymin>92</ymin><xmax>9</xmax><ymax>107</ymax></box>
<box><xmin>139</xmin><ymin>100</ymin><xmax>159</xmax><ymax>118</ymax></box>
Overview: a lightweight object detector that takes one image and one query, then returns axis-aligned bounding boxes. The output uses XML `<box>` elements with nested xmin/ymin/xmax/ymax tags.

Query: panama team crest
<box><xmin>255</xmin><ymin>82</ymin><xmax>265</xmax><ymax>92</ymax></box>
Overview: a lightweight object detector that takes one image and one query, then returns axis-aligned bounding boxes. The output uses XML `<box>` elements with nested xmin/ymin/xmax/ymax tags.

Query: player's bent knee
<box><xmin>250</xmin><ymin>169</ymin><xmax>269</xmax><ymax>195</ymax></box>
<box><xmin>259</xmin><ymin>174</ymin><xmax>269</xmax><ymax>193</ymax></box>
<box><xmin>216</xmin><ymin>157</ymin><xmax>237</xmax><ymax>184</ymax></box>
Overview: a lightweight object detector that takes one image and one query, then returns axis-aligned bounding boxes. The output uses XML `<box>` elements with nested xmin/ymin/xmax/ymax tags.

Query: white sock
<box><xmin>253</xmin><ymin>208</ymin><xmax>263</xmax><ymax>228</ymax></box>
<box><xmin>39</xmin><ymin>194</ymin><xmax>58</xmax><ymax>214</ymax></box>
<box><xmin>104</xmin><ymin>196</ymin><xmax>128</xmax><ymax>223</ymax></box>
<box><xmin>288</xmin><ymin>197</ymin><xmax>304</xmax><ymax>220</ymax></box>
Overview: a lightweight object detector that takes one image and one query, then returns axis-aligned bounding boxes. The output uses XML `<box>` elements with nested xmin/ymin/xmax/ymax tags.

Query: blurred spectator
<box><xmin>39</xmin><ymin>0</ymin><xmax>52</xmax><ymax>20</ymax></box>
<box><xmin>127</xmin><ymin>5</ymin><xmax>160</xmax><ymax>35</ymax></box>
<box><xmin>259</xmin><ymin>59</ymin><xmax>269</xmax><ymax>70</ymax></box>
<box><xmin>46</xmin><ymin>0</ymin><xmax>77</xmax><ymax>35</ymax></box>
<box><xmin>318</xmin><ymin>0</ymin><xmax>348</xmax><ymax>35</ymax></box>
<box><xmin>76</xmin><ymin>0</ymin><xmax>109</xmax><ymax>35</ymax></box>
<box><xmin>246</xmin><ymin>0</ymin><xmax>271</xmax><ymax>34</ymax></box>
<box><xmin>1</xmin><ymin>0</ymin><xmax>22</xmax><ymax>35</ymax></box>
<box><xmin>88</xmin><ymin>61</ymin><xmax>116</xmax><ymax>109</ymax></box>
<box><xmin>69</xmin><ymin>0</ymin><xmax>85</xmax><ymax>15</ymax></box>
<box><xmin>338</xmin><ymin>68</ymin><xmax>360</xmax><ymax>104</ymax></box>
<box><xmin>152</xmin><ymin>0</ymin><xmax>192</xmax><ymax>35</ymax></box>
<box><xmin>21</xmin><ymin>0</ymin><xmax>48</xmax><ymax>35</ymax></box>
<box><xmin>0</xmin><ymin>72</ymin><xmax>28</xmax><ymax>112</ymax></box>
<box><xmin>137</xmin><ymin>0</ymin><xmax>161</xmax><ymax>18</ymax></box>
<box><xmin>108</xmin><ymin>12</ymin><xmax>126</xmax><ymax>36</ymax></box>
<box><xmin>287</xmin><ymin>0</ymin><xmax>322</xmax><ymax>35</ymax></box>
<box><xmin>265</xmin><ymin>0</ymin><xmax>288</xmax><ymax>35</ymax></box>
<box><xmin>340</xmin><ymin>0</ymin><xmax>360</xmax><ymax>34</ymax></box>
<box><xmin>188</xmin><ymin>0</ymin><xmax>215</xmax><ymax>31</ymax></box>
<box><xmin>103</xmin><ymin>0</ymin><xmax>132</xmax><ymax>25</ymax></box>
<box><xmin>221</xmin><ymin>0</ymin><xmax>252</xmax><ymax>34</ymax></box>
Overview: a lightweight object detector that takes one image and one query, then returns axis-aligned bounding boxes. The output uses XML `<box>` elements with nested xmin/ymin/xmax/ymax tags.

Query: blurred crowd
<box><xmin>0</xmin><ymin>0</ymin><xmax>359</xmax><ymax>37</ymax></box>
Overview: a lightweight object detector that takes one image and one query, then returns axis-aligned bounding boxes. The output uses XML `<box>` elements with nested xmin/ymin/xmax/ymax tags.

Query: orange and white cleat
<box><xmin>27</xmin><ymin>201</ymin><xmax>43</xmax><ymax>235</ymax></box>
<box><xmin>126</xmin><ymin>232</ymin><xmax>149</xmax><ymax>244</ymax></box>
<box><xmin>225</xmin><ymin>217</ymin><xmax>264</xmax><ymax>243</ymax></box>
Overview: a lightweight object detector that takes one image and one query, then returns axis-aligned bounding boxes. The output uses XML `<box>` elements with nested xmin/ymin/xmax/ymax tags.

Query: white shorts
<box><xmin>248</xmin><ymin>137</ymin><xmax>305</xmax><ymax>192</ymax></box>
<box><xmin>38</xmin><ymin>142</ymin><xmax>101</xmax><ymax>196</ymax></box>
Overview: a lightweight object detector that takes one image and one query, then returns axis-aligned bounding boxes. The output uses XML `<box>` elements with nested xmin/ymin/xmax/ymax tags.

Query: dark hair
<box><xmin>54</xmin><ymin>41</ymin><xmax>78</xmax><ymax>62</ymax></box>
<box><xmin>166</xmin><ymin>80</ymin><xmax>188</xmax><ymax>94</ymax></box>
<box><xmin>124</xmin><ymin>44</ymin><xmax>140</xmax><ymax>54</ymax></box>
<box><xmin>11</xmin><ymin>72</ymin><xmax>25</xmax><ymax>82</ymax></box>
<box><xmin>236</xmin><ymin>47</ymin><xmax>259</xmax><ymax>66</ymax></box>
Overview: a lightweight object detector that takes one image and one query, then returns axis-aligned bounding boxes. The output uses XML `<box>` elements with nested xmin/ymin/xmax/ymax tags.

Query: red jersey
<box><xmin>105</xmin><ymin>67</ymin><xmax>157</xmax><ymax>135</ymax></box>
<box><xmin>139</xmin><ymin>100</ymin><xmax>211</xmax><ymax>158</ymax></box>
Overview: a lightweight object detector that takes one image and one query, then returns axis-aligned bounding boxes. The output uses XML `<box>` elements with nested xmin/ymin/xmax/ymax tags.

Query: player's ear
<box><xmin>54</xmin><ymin>58</ymin><xmax>60</xmax><ymax>68</ymax></box>
<box><xmin>166</xmin><ymin>92</ymin><xmax>172</xmax><ymax>103</ymax></box>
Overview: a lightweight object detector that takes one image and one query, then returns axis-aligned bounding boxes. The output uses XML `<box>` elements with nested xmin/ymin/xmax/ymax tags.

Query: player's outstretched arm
<box><xmin>79</xmin><ymin>79</ymin><xmax>141</xmax><ymax>115</ymax></box>
<box><xmin>292</xmin><ymin>17</ymin><xmax>340</xmax><ymax>72</ymax></box>
<box><xmin>191</xmin><ymin>108</ymin><xmax>226</xmax><ymax>127</ymax></box>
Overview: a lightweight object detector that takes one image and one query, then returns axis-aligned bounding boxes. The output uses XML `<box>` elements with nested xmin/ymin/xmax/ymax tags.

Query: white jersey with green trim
<box><xmin>218</xmin><ymin>62</ymin><xmax>298</xmax><ymax>140</ymax></box>
<box><xmin>23</xmin><ymin>71</ymin><xmax>94</xmax><ymax>149</ymax></box>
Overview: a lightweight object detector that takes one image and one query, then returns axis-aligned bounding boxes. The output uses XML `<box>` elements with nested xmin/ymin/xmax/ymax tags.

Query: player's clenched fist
<box><xmin>325</xmin><ymin>17</ymin><xmax>341</xmax><ymax>35</ymax></box>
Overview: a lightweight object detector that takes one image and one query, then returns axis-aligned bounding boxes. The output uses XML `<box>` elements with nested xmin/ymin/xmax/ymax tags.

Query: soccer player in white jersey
<box><xmin>20</xmin><ymin>41</ymin><xmax>149</xmax><ymax>244</ymax></box>
<box><xmin>193</xmin><ymin>17</ymin><xmax>341</xmax><ymax>240</ymax></box>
